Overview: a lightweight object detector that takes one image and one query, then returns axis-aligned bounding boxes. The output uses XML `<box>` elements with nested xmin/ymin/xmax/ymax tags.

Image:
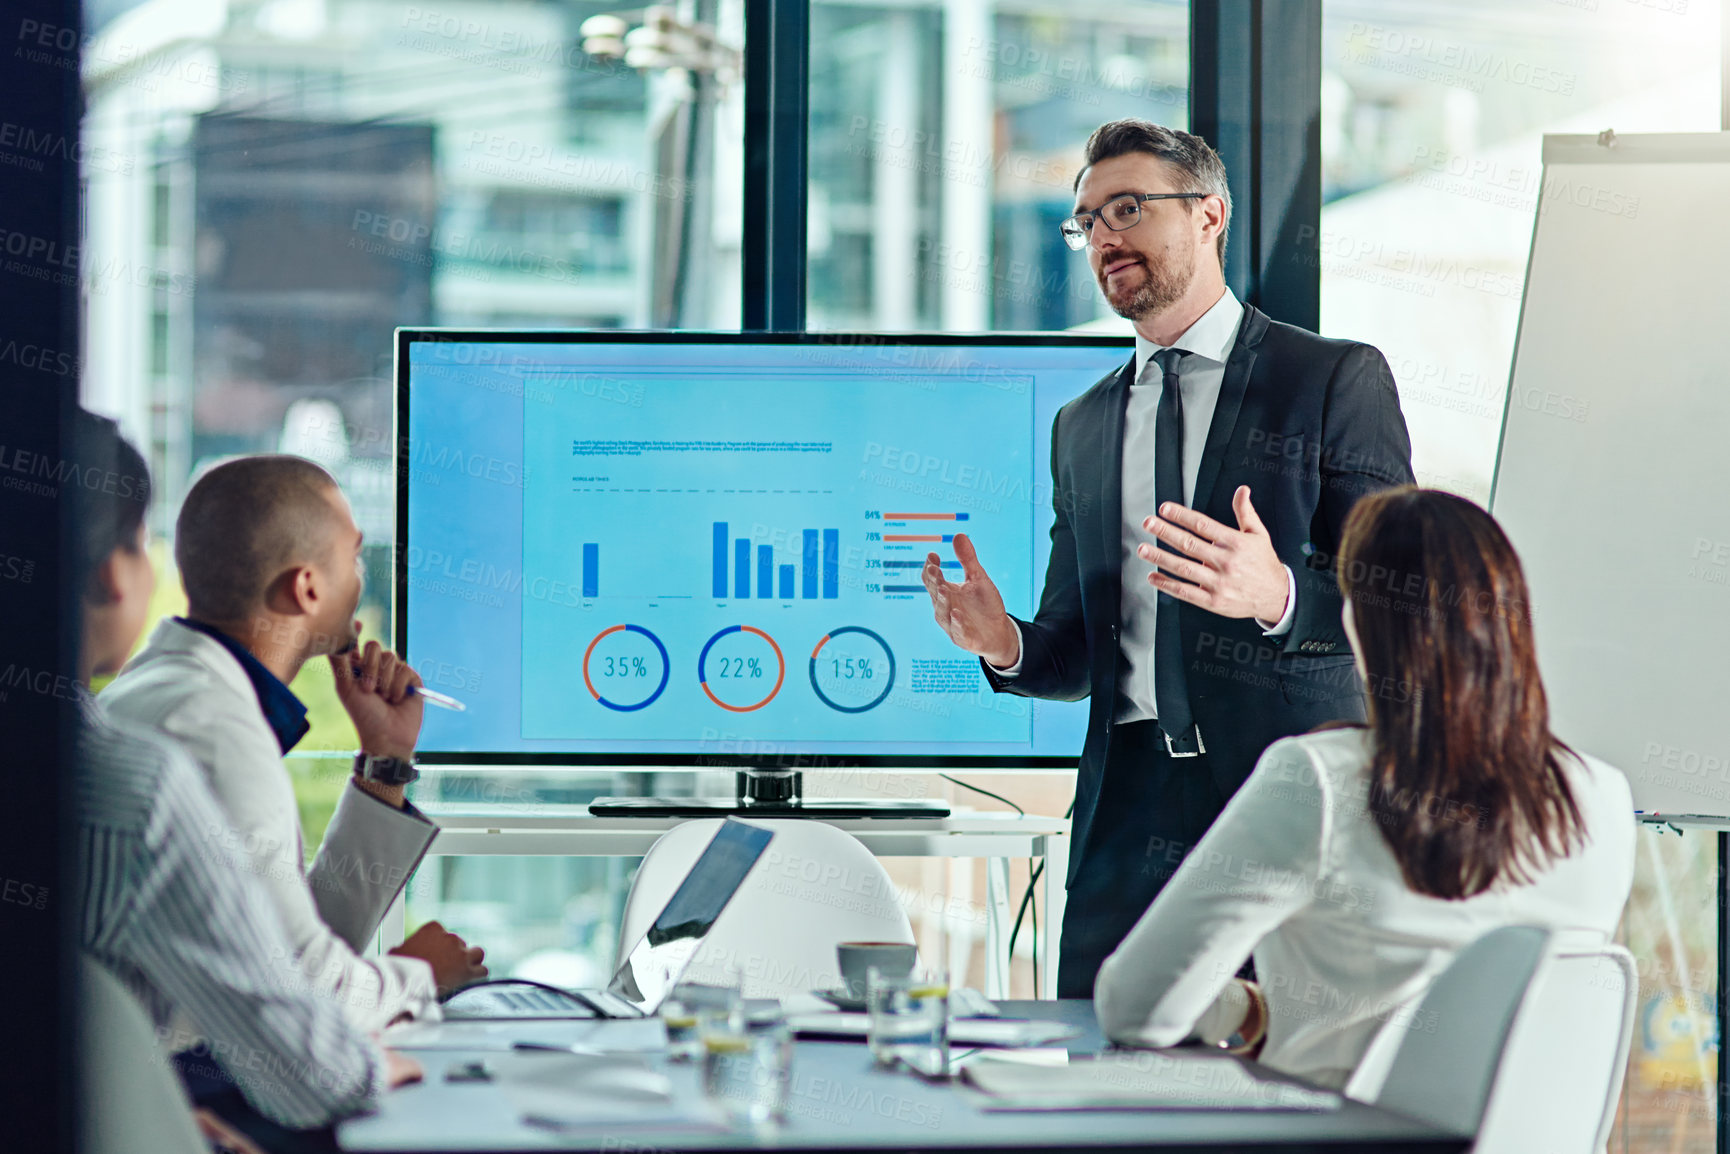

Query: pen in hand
<box><xmin>344</xmin><ymin>652</ymin><xmax>467</xmax><ymax>712</ymax></box>
<box><xmin>409</xmin><ymin>683</ymin><xmax>466</xmax><ymax>712</ymax></box>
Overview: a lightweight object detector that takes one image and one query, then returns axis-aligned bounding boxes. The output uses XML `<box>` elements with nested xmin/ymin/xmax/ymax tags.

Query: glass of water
<box><xmin>701</xmin><ymin>1020</ymin><xmax>793</xmax><ymax>1126</ymax></box>
<box><xmin>660</xmin><ymin>985</ymin><xmax>704</xmax><ymax>1062</ymax></box>
<box><xmin>866</xmin><ymin>965</ymin><xmax>949</xmax><ymax>1077</ymax></box>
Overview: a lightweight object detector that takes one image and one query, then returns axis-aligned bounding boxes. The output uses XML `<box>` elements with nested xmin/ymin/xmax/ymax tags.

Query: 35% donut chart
<box><xmin>581</xmin><ymin>624</ymin><xmax>670</xmax><ymax>712</ymax></box>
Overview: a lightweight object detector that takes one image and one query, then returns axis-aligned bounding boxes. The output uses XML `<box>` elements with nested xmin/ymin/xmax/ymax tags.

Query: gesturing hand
<box><xmin>921</xmin><ymin>534</ymin><xmax>1021</xmax><ymax>668</ymax></box>
<box><xmin>330</xmin><ymin>625</ymin><xmax>424</xmax><ymax>763</ymax></box>
<box><xmin>1137</xmin><ymin>485</ymin><xmax>1290</xmax><ymax>623</ymax></box>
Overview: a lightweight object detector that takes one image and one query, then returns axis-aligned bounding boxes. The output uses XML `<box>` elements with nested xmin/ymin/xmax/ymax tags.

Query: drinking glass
<box><xmin>866</xmin><ymin>965</ymin><xmax>949</xmax><ymax>1076</ymax></box>
<box><xmin>701</xmin><ymin>1020</ymin><xmax>793</xmax><ymax>1125</ymax></box>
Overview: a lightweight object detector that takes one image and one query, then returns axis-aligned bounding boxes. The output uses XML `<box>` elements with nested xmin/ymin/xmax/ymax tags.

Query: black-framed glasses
<box><xmin>1059</xmin><ymin>192</ymin><xmax>1209</xmax><ymax>250</ymax></box>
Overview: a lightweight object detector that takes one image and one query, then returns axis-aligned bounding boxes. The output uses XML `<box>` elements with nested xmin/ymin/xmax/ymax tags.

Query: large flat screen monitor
<box><xmin>397</xmin><ymin>330</ymin><xmax>1131</xmax><ymax>769</ymax></box>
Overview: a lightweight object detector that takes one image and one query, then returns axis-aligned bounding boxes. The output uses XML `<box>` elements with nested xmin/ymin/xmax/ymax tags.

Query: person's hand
<box><xmin>330</xmin><ymin>625</ymin><xmax>424</xmax><ymax>762</ymax></box>
<box><xmin>390</xmin><ymin>919</ymin><xmax>488</xmax><ymax>997</ymax></box>
<box><xmin>921</xmin><ymin>534</ymin><xmax>1020</xmax><ymax>668</ymax></box>
<box><xmin>384</xmin><ymin>1050</ymin><xmax>424</xmax><ymax>1089</ymax></box>
<box><xmin>1138</xmin><ymin>486</ymin><xmax>1289</xmax><ymax>623</ymax></box>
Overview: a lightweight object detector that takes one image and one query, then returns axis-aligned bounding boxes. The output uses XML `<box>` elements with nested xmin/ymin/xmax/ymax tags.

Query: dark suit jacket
<box><xmin>986</xmin><ymin>303</ymin><xmax>1415</xmax><ymax>883</ymax></box>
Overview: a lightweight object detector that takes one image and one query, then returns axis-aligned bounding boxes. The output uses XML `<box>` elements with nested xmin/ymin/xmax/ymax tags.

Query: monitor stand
<box><xmin>588</xmin><ymin>770</ymin><xmax>950</xmax><ymax>819</ymax></box>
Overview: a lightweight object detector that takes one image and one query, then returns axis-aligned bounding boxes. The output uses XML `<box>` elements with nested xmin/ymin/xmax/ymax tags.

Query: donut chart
<box><xmin>808</xmin><ymin>626</ymin><xmax>895</xmax><ymax>713</ymax></box>
<box><xmin>696</xmin><ymin>625</ymin><xmax>787</xmax><ymax>712</ymax></box>
<box><xmin>582</xmin><ymin>624</ymin><xmax>670</xmax><ymax>712</ymax></box>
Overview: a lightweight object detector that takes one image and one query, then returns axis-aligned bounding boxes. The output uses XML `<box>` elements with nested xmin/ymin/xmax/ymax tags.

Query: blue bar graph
<box><xmin>582</xmin><ymin>543</ymin><xmax>599</xmax><ymax>597</ymax></box>
<box><xmin>712</xmin><ymin>522</ymin><xmax>728</xmax><ymax>598</ymax></box>
<box><xmin>712</xmin><ymin>522</ymin><xmax>841</xmax><ymax>600</ymax></box>
<box><xmin>823</xmin><ymin>529</ymin><xmax>839</xmax><ymax>599</ymax></box>
<box><xmin>802</xmin><ymin>530</ymin><xmax>819</xmax><ymax>599</ymax></box>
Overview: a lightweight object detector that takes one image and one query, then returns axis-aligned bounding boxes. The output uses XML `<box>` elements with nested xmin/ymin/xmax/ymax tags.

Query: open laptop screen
<box><xmin>605</xmin><ymin>819</ymin><xmax>774</xmax><ymax>1014</ymax></box>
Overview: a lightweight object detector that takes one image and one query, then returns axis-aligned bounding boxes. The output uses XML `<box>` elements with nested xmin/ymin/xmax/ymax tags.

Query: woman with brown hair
<box><xmin>1092</xmin><ymin>486</ymin><xmax>1635</xmax><ymax>1090</ymax></box>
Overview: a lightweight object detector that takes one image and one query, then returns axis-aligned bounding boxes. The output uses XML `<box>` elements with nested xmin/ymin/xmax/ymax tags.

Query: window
<box><xmin>1318</xmin><ymin>0</ymin><xmax>1720</xmax><ymax>500</ymax></box>
<box><xmin>806</xmin><ymin>0</ymin><xmax>1189</xmax><ymax>332</ymax></box>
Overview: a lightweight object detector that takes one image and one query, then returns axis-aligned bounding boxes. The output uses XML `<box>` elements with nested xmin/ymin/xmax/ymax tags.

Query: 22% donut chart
<box><xmin>696</xmin><ymin>625</ymin><xmax>787</xmax><ymax>712</ymax></box>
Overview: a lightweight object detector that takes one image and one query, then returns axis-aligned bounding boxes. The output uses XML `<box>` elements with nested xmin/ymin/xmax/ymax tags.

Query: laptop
<box><xmin>442</xmin><ymin>818</ymin><xmax>775</xmax><ymax>1020</ymax></box>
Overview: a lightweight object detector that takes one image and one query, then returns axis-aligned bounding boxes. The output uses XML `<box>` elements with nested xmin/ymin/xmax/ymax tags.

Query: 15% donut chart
<box><xmin>581</xmin><ymin>624</ymin><xmax>670</xmax><ymax>712</ymax></box>
<box><xmin>808</xmin><ymin>626</ymin><xmax>895</xmax><ymax>713</ymax></box>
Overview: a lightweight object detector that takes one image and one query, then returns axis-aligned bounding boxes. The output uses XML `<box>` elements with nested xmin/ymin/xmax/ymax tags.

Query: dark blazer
<box><xmin>986</xmin><ymin>303</ymin><xmax>1415</xmax><ymax>883</ymax></box>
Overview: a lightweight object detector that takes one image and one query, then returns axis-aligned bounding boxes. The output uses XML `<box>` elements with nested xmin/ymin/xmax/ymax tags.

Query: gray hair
<box><xmin>1075</xmin><ymin>119</ymin><xmax>1232</xmax><ymax>265</ymax></box>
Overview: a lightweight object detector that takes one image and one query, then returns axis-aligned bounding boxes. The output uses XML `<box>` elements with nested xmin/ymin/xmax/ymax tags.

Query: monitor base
<box><xmin>587</xmin><ymin>797</ymin><xmax>951</xmax><ymax>819</ymax></box>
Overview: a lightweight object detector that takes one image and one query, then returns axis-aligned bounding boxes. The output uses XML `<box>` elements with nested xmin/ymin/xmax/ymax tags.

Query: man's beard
<box><xmin>1100</xmin><ymin>241</ymin><xmax>1195</xmax><ymax>321</ymax></box>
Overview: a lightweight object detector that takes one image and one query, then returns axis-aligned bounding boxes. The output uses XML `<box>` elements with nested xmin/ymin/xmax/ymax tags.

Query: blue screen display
<box><xmin>401</xmin><ymin>335</ymin><xmax>1129</xmax><ymax>762</ymax></box>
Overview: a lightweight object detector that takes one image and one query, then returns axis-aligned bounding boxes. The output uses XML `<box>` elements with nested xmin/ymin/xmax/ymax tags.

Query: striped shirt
<box><xmin>74</xmin><ymin>689</ymin><xmax>384</xmax><ymax>1129</ymax></box>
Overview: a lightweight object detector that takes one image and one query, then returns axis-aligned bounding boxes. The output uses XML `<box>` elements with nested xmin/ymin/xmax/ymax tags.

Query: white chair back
<box><xmin>1347</xmin><ymin>925</ymin><xmax>1637</xmax><ymax>1154</ymax></box>
<box><xmin>1474</xmin><ymin>937</ymin><xmax>1637</xmax><ymax>1153</ymax></box>
<box><xmin>615</xmin><ymin>818</ymin><xmax>916</xmax><ymax>998</ymax></box>
<box><xmin>77</xmin><ymin>953</ymin><xmax>206</xmax><ymax>1154</ymax></box>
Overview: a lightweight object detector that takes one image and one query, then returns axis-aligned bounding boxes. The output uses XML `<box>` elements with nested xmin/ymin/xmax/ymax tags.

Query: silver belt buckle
<box><xmin>1161</xmin><ymin>724</ymin><xmax>1206</xmax><ymax>759</ymax></box>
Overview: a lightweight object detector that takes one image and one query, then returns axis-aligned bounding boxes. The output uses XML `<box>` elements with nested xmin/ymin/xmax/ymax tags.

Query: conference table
<box><xmin>339</xmin><ymin>1000</ymin><xmax>1467</xmax><ymax>1153</ymax></box>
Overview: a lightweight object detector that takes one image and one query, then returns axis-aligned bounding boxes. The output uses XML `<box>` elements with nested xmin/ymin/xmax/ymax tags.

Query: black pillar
<box><xmin>742</xmin><ymin>0</ymin><xmax>809</xmax><ymax>331</ymax></box>
<box><xmin>1190</xmin><ymin>0</ymin><xmax>1322</xmax><ymax>332</ymax></box>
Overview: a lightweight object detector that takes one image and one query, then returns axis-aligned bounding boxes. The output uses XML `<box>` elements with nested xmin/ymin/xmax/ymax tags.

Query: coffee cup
<box><xmin>836</xmin><ymin>941</ymin><xmax>917</xmax><ymax>1001</ymax></box>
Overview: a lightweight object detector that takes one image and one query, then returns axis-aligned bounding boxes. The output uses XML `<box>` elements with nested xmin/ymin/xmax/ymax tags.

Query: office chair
<box><xmin>1347</xmin><ymin>925</ymin><xmax>1637</xmax><ymax>1154</ymax></box>
<box><xmin>78</xmin><ymin>952</ymin><xmax>206</xmax><ymax>1154</ymax></box>
<box><xmin>616</xmin><ymin>818</ymin><xmax>916</xmax><ymax>998</ymax></box>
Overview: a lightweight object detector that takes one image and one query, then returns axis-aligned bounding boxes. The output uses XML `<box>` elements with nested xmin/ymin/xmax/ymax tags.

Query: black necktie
<box><xmin>1150</xmin><ymin>347</ymin><xmax>1195</xmax><ymax>746</ymax></box>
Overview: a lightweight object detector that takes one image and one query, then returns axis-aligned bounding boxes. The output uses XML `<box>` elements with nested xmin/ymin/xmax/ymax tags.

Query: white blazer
<box><xmin>102</xmin><ymin>618</ymin><xmax>440</xmax><ymax>1031</ymax></box>
<box><xmin>1094</xmin><ymin>726</ymin><xmax>1636</xmax><ymax>1090</ymax></box>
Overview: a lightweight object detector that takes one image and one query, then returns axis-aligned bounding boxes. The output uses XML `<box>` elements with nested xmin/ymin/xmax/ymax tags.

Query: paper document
<box><xmin>496</xmin><ymin>1051</ymin><xmax>721</xmax><ymax>1131</ymax></box>
<box><xmin>961</xmin><ymin>1051</ymin><xmax>1340</xmax><ymax>1112</ymax></box>
<box><xmin>787</xmin><ymin>1013</ymin><xmax>1078</xmax><ymax>1048</ymax></box>
<box><xmin>383</xmin><ymin>1016</ymin><xmax>668</xmax><ymax>1053</ymax></box>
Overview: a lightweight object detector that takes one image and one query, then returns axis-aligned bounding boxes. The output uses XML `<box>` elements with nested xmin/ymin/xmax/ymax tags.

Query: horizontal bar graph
<box><xmin>884</xmin><ymin>534</ymin><xmax>953</xmax><ymax>543</ymax></box>
<box><xmin>883</xmin><ymin>512</ymin><xmax>969</xmax><ymax>521</ymax></box>
<box><xmin>712</xmin><ymin>521</ymin><xmax>838</xmax><ymax>600</ymax></box>
<box><xmin>883</xmin><ymin>560</ymin><xmax>957</xmax><ymax>569</ymax></box>
<box><xmin>882</xmin><ymin>585</ymin><xmax>925</xmax><ymax>593</ymax></box>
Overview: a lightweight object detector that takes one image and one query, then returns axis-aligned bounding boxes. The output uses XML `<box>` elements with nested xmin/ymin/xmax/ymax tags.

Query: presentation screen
<box><xmin>397</xmin><ymin>331</ymin><xmax>1131</xmax><ymax>766</ymax></box>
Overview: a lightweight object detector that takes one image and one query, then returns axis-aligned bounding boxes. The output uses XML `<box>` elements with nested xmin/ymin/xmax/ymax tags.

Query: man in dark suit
<box><xmin>921</xmin><ymin>120</ymin><xmax>1414</xmax><ymax>997</ymax></box>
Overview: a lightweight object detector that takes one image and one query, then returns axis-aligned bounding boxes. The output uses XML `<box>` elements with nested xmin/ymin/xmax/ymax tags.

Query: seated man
<box><xmin>71</xmin><ymin>410</ymin><xmax>419</xmax><ymax>1135</ymax></box>
<box><xmin>1093</xmin><ymin>488</ymin><xmax>1636</xmax><ymax>1091</ymax></box>
<box><xmin>102</xmin><ymin>453</ymin><xmax>485</xmax><ymax>1033</ymax></box>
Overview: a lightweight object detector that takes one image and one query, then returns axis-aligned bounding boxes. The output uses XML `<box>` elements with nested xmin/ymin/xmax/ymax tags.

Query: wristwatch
<box><xmin>354</xmin><ymin>751</ymin><xmax>420</xmax><ymax>786</ymax></box>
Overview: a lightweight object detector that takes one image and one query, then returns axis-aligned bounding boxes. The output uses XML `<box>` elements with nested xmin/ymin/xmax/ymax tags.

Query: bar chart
<box><xmin>712</xmin><ymin>521</ymin><xmax>839</xmax><ymax>600</ymax></box>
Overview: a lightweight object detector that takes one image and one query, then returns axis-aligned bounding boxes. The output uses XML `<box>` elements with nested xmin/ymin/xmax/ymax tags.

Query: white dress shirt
<box><xmin>1093</xmin><ymin>727</ymin><xmax>1637</xmax><ymax>1090</ymax></box>
<box><xmin>994</xmin><ymin>287</ymin><xmax>1297</xmax><ymax>725</ymax></box>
